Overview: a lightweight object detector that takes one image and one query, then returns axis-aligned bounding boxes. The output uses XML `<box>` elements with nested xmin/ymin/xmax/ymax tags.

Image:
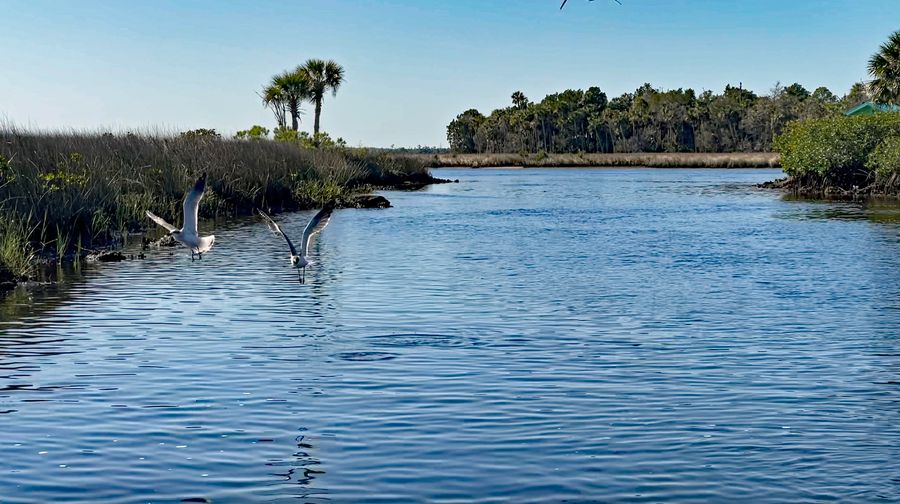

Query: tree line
<box><xmin>447</xmin><ymin>82</ymin><xmax>870</xmax><ymax>154</ymax></box>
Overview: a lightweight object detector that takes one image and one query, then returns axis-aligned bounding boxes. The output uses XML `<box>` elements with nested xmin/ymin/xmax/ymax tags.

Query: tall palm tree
<box><xmin>261</xmin><ymin>84</ymin><xmax>288</xmax><ymax>129</ymax></box>
<box><xmin>264</xmin><ymin>70</ymin><xmax>310</xmax><ymax>131</ymax></box>
<box><xmin>868</xmin><ymin>30</ymin><xmax>900</xmax><ymax>105</ymax></box>
<box><xmin>298</xmin><ymin>59</ymin><xmax>345</xmax><ymax>138</ymax></box>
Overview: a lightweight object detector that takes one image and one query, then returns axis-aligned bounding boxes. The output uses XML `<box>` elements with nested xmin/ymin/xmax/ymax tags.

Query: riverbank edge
<box><xmin>399</xmin><ymin>152</ymin><xmax>781</xmax><ymax>169</ymax></box>
<box><xmin>756</xmin><ymin>176</ymin><xmax>900</xmax><ymax>199</ymax></box>
<box><xmin>0</xmin><ymin>175</ymin><xmax>455</xmax><ymax>294</ymax></box>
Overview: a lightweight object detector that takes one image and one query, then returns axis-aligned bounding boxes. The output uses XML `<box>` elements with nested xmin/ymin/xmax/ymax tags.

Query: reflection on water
<box><xmin>1</xmin><ymin>168</ymin><xmax>899</xmax><ymax>503</ymax></box>
<box><xmin>777</xmin><ymin>196</ymin><xmax>900</xmax><ymax>223</ymax></box>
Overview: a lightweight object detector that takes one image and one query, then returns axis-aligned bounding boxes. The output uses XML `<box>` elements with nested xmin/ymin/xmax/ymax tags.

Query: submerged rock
<box><xmin>343</xmin><ymin>195</ymin><xmax>392</xmax><ymax>209</ymax></box>
<box><xmin>392</xmin><ymin>172</ymin><xmax>456</xmax><ymax>190</ymax></box>
<box><xmin>757</xmin><ymin>177</ymin><xmax>790</xmax><ymax>189</ymax></box>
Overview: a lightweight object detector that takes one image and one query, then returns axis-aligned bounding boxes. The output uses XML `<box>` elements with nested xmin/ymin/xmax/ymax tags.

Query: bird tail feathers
<box><xmin>196</xmin><ymin>235</ymin><xmax>215</xmax><ymax>254</ymax></box>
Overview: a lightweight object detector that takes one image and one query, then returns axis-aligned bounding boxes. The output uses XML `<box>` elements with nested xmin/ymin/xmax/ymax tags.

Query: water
<box><xmin>1</xmin><ymin>168</ymin><xmax>899</xmax><ymax>503</ymax></box>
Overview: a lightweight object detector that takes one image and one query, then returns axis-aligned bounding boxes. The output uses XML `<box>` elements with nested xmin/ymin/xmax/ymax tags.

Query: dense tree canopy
<box><xmin>447</xmin><ymin>82</ymin><xmax>857</xmax><ymax>154</ymax></box>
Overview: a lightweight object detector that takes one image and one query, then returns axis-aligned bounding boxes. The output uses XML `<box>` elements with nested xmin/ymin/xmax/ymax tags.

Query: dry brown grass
<box><xmin>403</xmin><ymin>152</ymin><xmax>781</xmax><ymax>169</ymax></box>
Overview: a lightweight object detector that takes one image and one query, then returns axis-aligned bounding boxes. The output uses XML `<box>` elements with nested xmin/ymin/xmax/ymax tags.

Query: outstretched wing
<box><xmin>258</xmin><ymin>210</ymin><xmax>298</xmax><ymax>257</ymax></box>
<box><xmin>301</xmin><ymin>205</ymin><xmax>334</xmax><ymax>257</ymax></box>
<box><xmin>146</xmin><ymin>210</ymin><xmax>177</xmax><ymax>232</ymax></box>
<box><xmin>182</xmin><ymin>172</ymin><xmax>207</xmax><ymax>236</ymax></box>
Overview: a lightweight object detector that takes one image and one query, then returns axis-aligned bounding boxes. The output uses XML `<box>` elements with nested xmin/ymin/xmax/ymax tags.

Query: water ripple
<box><xmin>1</xmin><ymin>168</ymin><xmax>898</xmax><ymax>502</ymax></box>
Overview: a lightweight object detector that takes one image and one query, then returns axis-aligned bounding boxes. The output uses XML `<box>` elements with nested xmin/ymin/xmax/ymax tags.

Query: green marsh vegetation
<box><xmin>0</xmin><ymin>57</ymin><xmax>442</xmax><ymax>288</ymax></box>
<box><xmin>0</xmin><ymin>127</ymin><xmax>430</xmax><ymax>285</ymax></box>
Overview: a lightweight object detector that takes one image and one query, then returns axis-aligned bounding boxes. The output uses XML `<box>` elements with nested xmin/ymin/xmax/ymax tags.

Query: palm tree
<box><xmin>263</xmin><ymin>70</ymin><xmax>310</xmax><ymax>131</ymax></box>
<box><xmin>298</xmin><ymin>59</ymin><xmax>345</xmax><ymax>138</ymax></box>
<box><xmin>868</xmin><ymin>30</ymin><xmax>900</xmax><ymax>104</ymax></box>
<box><xmin>511</xmin><ymin>91</ymin><xmax>529</xmax><ymax>109</ymax></box>
<box><xmin>261</xmin><ymin>84</ymin><xmax>288</xmax><ymax>129</ymax></box>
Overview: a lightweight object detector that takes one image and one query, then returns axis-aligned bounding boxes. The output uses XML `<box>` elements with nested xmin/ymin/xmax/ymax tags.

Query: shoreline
<box><xmin>400</xmin><ymin>152</ymin><xmax>780</xmax><ymax>169</ymax></box>
<box><xmin>0</xmin><ymin>129</ymin><xmax>450</xmax><ymax>294</ymax></box>
<box><xmin>757</xmin><ymin>176</ymin><xmax>900</xmax><ymax>200</ymax></box>
<box><xmin>0</xmin><ymin>178</ymin><xmax>452</xmax><ymax>295</ymax></box>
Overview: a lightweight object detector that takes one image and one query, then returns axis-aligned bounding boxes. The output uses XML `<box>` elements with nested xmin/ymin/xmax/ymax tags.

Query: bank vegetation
<box><xmin>0</xmin><ymin>128</ymin><xmax>432</xmax><ymax>287</ymax></box>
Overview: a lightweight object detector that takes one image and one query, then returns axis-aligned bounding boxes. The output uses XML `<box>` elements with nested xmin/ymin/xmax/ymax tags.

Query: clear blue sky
<box><xmin>3</xmin><ymin>0</ymin><xmax>898</xmax><ymax>147</ymax></box>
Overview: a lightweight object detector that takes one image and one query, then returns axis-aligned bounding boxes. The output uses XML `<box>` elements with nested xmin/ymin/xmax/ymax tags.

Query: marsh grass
<box><xmin>407</xmin><ymin>152</ymin><xmax>781</xmax><ymax>169</ymax></box>
<box><xmin>0</xmin><ymin>216</ymin><xmax>37</xmax><ymax>279</ymax></box>
<box><xmin>0</xmin><ymin>128</ymin><xmax>428</xmax><ymax>279</ymax></box>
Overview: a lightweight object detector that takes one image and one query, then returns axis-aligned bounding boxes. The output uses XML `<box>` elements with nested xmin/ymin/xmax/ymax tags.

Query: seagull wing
<box><xmin>300</xmin><ymin>205</ymin><xmax>334</xmax><ymax>257</ymax></box>
<box><xmin>258</xmin><ymin>210</ymin><xmax>298</xmax><ymax>257</ymax></box>
<box><xmin>182</xmin><ymin>172</ymin><xmax>207</xmax><ymax>236</ymax></box>
<box><xmin>146</xmin><ymin>210</ymin><xmax>177</xmax><ymax>232</ymax></box>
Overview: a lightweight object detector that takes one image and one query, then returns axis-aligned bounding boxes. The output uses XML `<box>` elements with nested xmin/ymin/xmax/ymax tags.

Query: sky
<box><xmin>2</xmin><ymin>0</ymin><xmax>899</xmax><ymax>147</ymax></box>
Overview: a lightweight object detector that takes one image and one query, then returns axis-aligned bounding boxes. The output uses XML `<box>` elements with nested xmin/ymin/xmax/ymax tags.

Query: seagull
<box><xmin>258</xmin><ymin>205</ymin><xmax>334</xmax><ymax>284</ymax></box>
<box><xmin>146</xmin><ymin>172</ymin><xmax>216</xmax><ymax>261</ymax></box>
<box><xmin>560</xmin><ymin>0</ymin><xmax>620</xmax><ymax>9</ymax></box>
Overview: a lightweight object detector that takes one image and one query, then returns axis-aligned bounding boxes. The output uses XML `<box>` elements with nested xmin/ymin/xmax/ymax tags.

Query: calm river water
<box><xmin>1</xmin><ymin>168</ymin><xmax>899</xmax><ymax>503</ymax></box>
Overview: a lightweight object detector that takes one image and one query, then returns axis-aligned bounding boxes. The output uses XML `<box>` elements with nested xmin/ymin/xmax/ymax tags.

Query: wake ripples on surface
<box><xmin>1</xmin><ymin>169</ymin><xmax>899</xmax><ymax>502</ymax></box>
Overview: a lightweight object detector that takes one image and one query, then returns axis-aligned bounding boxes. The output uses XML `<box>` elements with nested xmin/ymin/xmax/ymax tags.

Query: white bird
<box><xmin>258</xmin><ymin>205</ymin><xmax>334</xmax><ymax>284</ymax></box>
<box><xmin>560</xmin><ymin>0</ymin><xmax>620</xmax><ymax>9</ymax></box>
<box><xmin>146</xmin><ymin>172</ymin><xmax>216</xmax><ymax>261</ymax></box>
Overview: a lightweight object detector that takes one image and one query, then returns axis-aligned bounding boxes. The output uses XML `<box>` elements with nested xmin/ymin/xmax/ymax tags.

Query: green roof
<box><xmin>844</xmin><ymin>101</ymin><xmax>900</xmax><ymax>116</ymax></box>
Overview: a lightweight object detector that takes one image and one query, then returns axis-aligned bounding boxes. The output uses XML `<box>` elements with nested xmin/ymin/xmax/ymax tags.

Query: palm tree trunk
<box><xmin>290</xmin><ymin>99</ymin><xmax>299</xmax><ymax>131</ymax></box>
<box><xmin>313</xmin><ymin>98</ymin><xmax>322</xmax><ymax>138</ymax></box>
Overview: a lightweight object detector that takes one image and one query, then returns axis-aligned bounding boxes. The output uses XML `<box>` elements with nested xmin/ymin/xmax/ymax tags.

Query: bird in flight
<box><xmin>146</xmin><ymin>172</ymin><xmax>216</xmax><ymax>261</ymax></box>
<box><xmin>258</xmin><ymin>205</ymin><xmax>334</xmax><ymax>284</ymax></box>
<box><xmin>560</xmin><ymin>0</ymin><xmax>620</xmax><ymax>9</ymax></box>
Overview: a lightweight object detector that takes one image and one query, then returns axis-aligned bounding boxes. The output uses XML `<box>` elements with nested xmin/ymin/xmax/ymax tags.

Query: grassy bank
<box><xmin>0</xmin><ymin>129</ymin><xmax>432</xmax><ymax>285</ymax></box>
<box><xmin>772</xmin><ymin>112</ymin><xmax>900</xmax><ymax>198</ymax></box>
<box><xmin>403</xmin><ymin>152</ymin><xmax>780</xmax><ymax>169</ymax></box>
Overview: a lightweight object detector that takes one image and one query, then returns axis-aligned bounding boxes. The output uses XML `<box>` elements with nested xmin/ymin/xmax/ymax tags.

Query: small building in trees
<box><xmin>844</xmin><ymin>101</ymin><xmax>900</xmax><ymax>116</ymax></box>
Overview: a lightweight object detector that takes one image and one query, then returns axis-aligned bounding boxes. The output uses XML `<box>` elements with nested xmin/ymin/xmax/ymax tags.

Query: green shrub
<box><xmin>234</xmin><ymin>125</ymin><xmax>270</xmax><ymax>141</ymax></box>
<box><xmin>179</xmin><ymin>128</ymin><xmax>221</xmax><ymax>140</ymax></box>
<box><xmin>866</xmin><ymin>136</ymin><xmax>900</xmax><ymax>179</ymax></box>
<box><xmin>775</xmin><ymin>112</ymin><xmax>900</xmax><ymax>183</ymax></box>
<box><xmin>273</xmin><ymin>126</ymin><xmax>299</xmax><ymax>142</ymax></box>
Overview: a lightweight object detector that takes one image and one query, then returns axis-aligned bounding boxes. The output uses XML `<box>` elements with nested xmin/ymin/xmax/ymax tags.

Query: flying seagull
<box><xmin>258</xmin><ymin>205</ymin><xmax>334</xmax><ymax>284</ymax></box>
<box><xmin>560</xmin><ymin>0</ymin><xmax>621</xmax><ymax>9</ymax></box>
<box><xmin>146</xmin><ymin>172</ymin><xmax>216</xmax><ymax>261</ymax></box>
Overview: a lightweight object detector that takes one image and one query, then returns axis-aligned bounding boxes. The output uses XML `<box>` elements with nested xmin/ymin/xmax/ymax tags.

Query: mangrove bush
<box><xmin>774</xmin><ymin>111</ymin><xmax>900</xmax><ymax>191</ymax></box>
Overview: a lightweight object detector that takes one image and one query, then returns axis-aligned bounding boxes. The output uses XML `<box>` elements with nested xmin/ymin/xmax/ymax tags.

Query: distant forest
<box><xmin>447</xmin><ymin>82</ymin><xmax>869</xmax><ymax>154</ymax></box>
